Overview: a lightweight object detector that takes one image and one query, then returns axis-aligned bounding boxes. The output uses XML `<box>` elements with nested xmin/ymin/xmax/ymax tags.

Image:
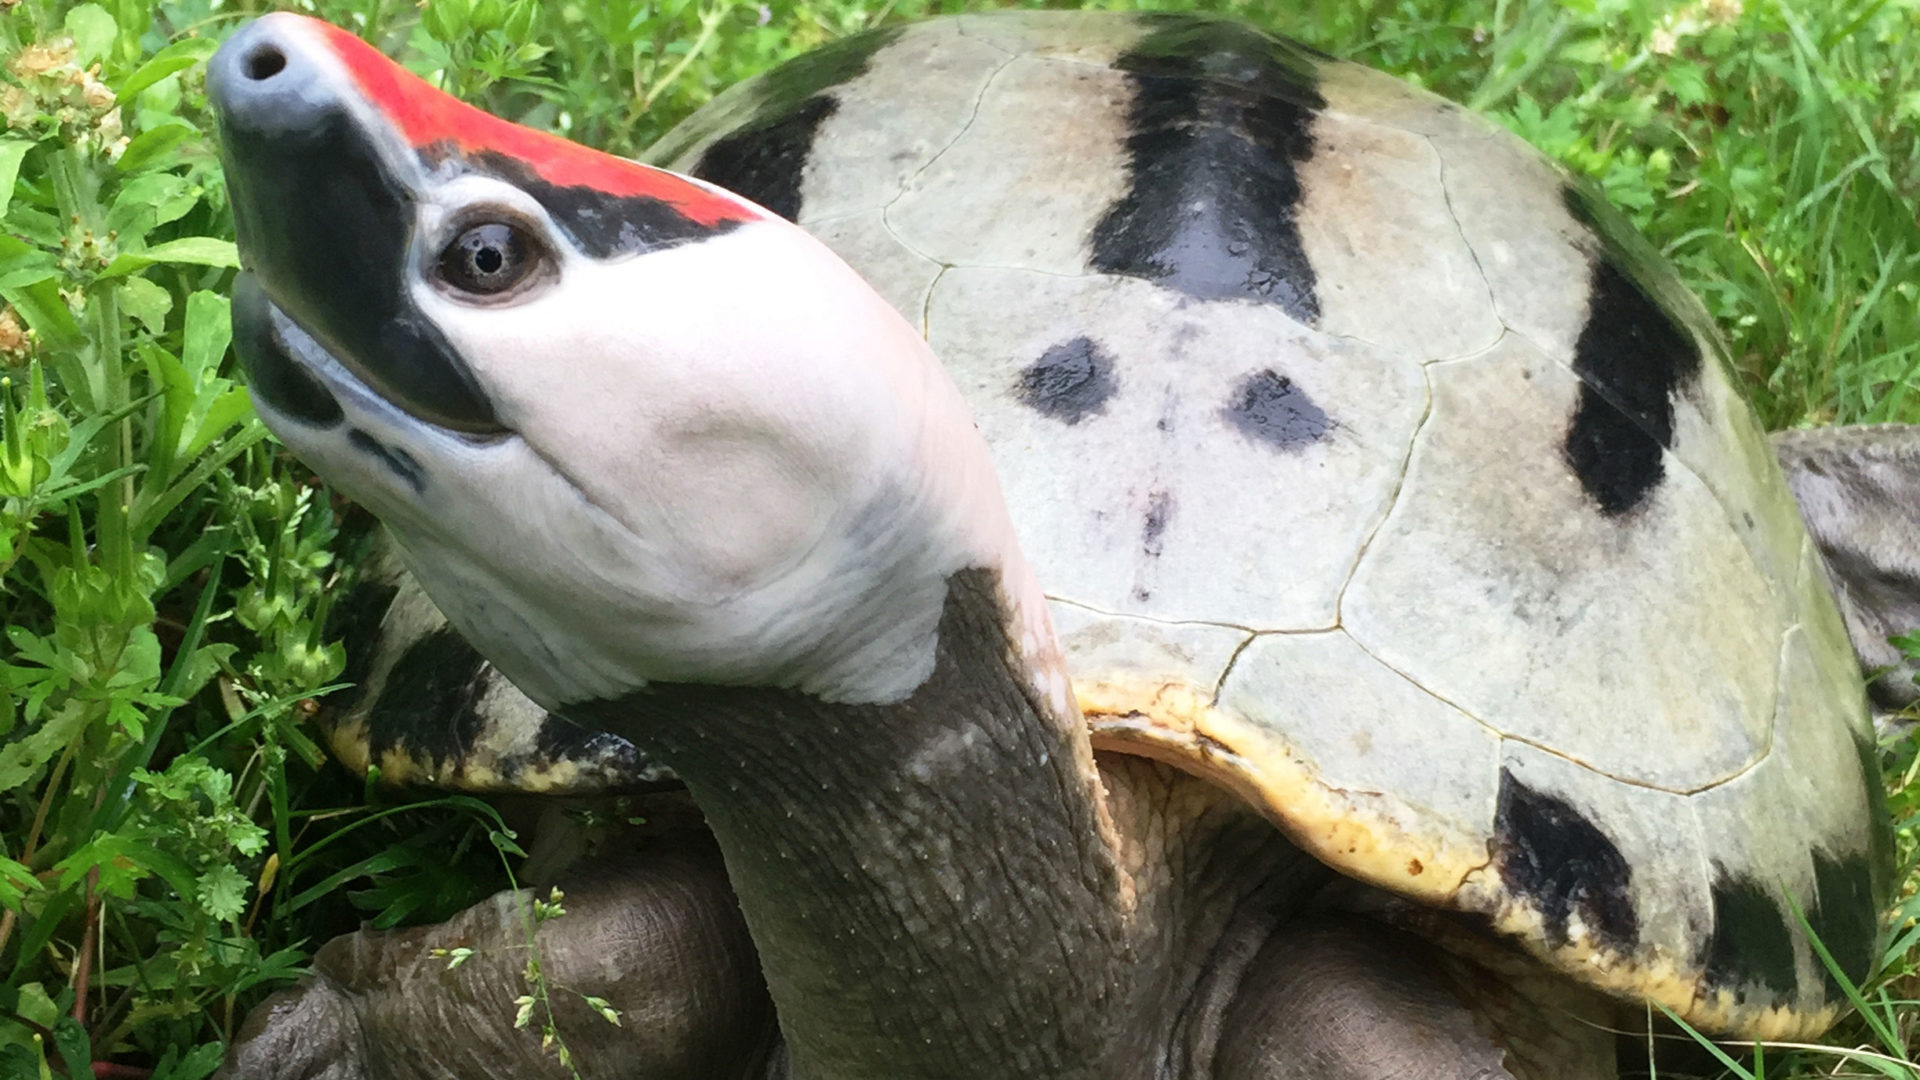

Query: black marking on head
<box><xmin>1703</xmin><ymin>866</ymin><xmax>1798</xmax><ymax>999</ymax></box>
<box><xmin>1142</xmin><ymin>489</ymin><xmax>1173</xmax><ymax>557</ymax></box>
<box><xmin>232</xmin><ymin>277</ymin><xmax>345</xmax><ymax>428</ymax></box>
<box><xmin>1017</xmin><ymin>336</ymin><xmax>1117</xmax><ymax>425</ymax></box>
<box><xmin>347</xmin><ymin>428</ymin><xmax>425</xmax><ymax>493</ymax></box>
<box><xmin>1491</xmin><ymin>769</ymin><xmax>1638</xmax><ymax>952</ymax></box>
<box><xmin>1092</xmin><ymin>16</ymin><xmax>1325</xmax><ymax>318</ymax></box>
<box><xmin>459</xmin><ymin>149</ymin><xmax>736</xmax><ymax>259</ymax></box>
<box><xmin>366</xmin><ymin>626</ymin><xmax>493</xmax><ymax>774</ymax></box>
<box><xmin>1222</xmin><ymin>369</ymin><xmax>1329</xmax><ymax>450</ymax></box>
<box><xmin>219</xmin><ymin>108</ymin><xmax>500</xmax><ymax>432</ymax></box>
<box><xmin>1560</xmin><ymin>185</ymin><xmax>1704</xmax><ymax>516</ymax></box>
<box><xmin>1808</xmin><ymin>848</ymin><xmax>1880</xmax><ymax>996</ymax></box>
<box><xmin>660</xmin><ymin>26</ymin><xmax>900</xmax><ymax>221</ymax></box>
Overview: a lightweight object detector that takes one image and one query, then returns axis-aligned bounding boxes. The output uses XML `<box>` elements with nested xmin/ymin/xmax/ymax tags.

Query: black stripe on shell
<box><xmin>366</xmin><ymin>626</ymin><xmax>493</xmax><ymax>773</ymax></box>
<box><xmin>1017</xmin><ymin>336</ymin><xmax>1117</xmax><ymax>425</ymax></box>
<box><xmin>684</xmin><ymin>28</ymin><xmax>902</xmax><ymax>222</ymax></box>
<box><xmin>451</xmin><ymin>149</ymin><xmax>737</xmax><ymax>259</ymax></box>
<box><xmin>1092</xmin><ymin>16</ymin><xmax>1325</xmax><ymax>320</ymax></box>
<box><xmin>320</xmin><ymin>550</ymin><xmax>400</xmax><ymax>721</ymax></box>
<box><xmin>1560</xmin><ymin>184</ymin><xmax>1703</xmax><ymax>517</ymax></box>
<box><xmin>1490</xmin><ymin>769</ymin><xmax>1638</xmax><ymax>953</ymax></box>
<box><xmin>1808</xmin><ymin>848</ymin><xmax>1880</xmax><ymax>997</ymax></box>
<box><xmin>1703</xmin><ymin>866</ymin><xmax>1798</xmax><ymax>1000</ymax></box>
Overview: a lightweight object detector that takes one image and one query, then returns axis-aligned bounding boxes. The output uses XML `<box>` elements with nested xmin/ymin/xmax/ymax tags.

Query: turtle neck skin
<box><xmin>587</xmin><ymin>567</ymin><xmax>1312</xmax><ymax>1080</ymax></box>
<box><xmin>588</xmin><ymin>567</ymin><xmax>1140</xmax><ymax>1079</ymax></box>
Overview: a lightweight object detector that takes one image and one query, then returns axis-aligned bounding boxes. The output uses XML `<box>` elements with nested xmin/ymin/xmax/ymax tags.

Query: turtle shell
<box><xmin>331</xmin><ymin>9</ymin><xmax>1886</xmax><ymax>1041</ymax></box>
<box><xmin>644</xmin><ymin>11</ymin><xmax>1889</xmax><ymax>1039</ymax></box>
<box><xmin>319</xmin><ymin>526</ymin><xmax>669</xmax><ymax>794</ymax></box>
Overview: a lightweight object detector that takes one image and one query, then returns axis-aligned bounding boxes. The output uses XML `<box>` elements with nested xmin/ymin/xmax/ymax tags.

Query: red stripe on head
<box><xmin>308</xmin><ymin>20</ymin><xmax>753</xmax><ymax>228</ymax></box>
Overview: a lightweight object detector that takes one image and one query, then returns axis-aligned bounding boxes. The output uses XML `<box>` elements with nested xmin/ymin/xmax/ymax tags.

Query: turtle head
<box><xmin>210</xmin><ymin>15</ymin><xmax>1045</xmax><ymax>712</ymax></box>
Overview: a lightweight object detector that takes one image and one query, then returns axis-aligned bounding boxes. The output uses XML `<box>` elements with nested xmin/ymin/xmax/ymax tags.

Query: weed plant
<box><xmin>0</xmin><ymin>0</ymin><xmax>1914</xmax><ymax>1075</ymax></box>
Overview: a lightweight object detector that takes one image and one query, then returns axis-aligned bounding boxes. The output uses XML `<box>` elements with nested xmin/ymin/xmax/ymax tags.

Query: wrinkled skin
<box><xmin>218</xmin><ymin>835</ymin><xmax>777</xmax><ymax>1080</ymax></box>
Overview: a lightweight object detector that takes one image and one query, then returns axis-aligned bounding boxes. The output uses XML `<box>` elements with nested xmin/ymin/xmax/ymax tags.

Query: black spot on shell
<box><xmin>1091</xmin><ymin>16</ymin><xmax>1325</xmax><ymax>319</ymax></box>
<box><xmin>670</xmin><ymin>26</ymin><xmax>900</xmax><ymax>221</ymax></box>
<box><xmin>1142</xmin><ymin>489</ymin><xmax>1173</xmax><ymax>556</ymax></box>
<box><xmin>348</xmin><ymin>428</ymin><xmax>424</xmax><ymax>493</ymax></box>
<box><xmin>1017</xmin><ymin>336</ymin><xmax>1117</xmax><ymax>425</ymax></box>
<box><xmin>459</xmin><ymin>149</ymin><xmax>735</xmax><ymax>259</ymax></box>
<box><xmin>366</xmin><ymin>627</ymin><xmax>493</xmax><ymax>775</ymax></box>
<box><xmin>1491</xmin><ymin>769</ymin><xmax>1638</xmax><ymax>953</ymax></box>
<box><xmin>1703</xmin><ymin>866</ymin><xmax>1798</xmax><ymax>999</ymax></box>
<box><xmin>1808</xmin><ymin>849</ymin><xmax>1879</xmax><ymax>996</ymax></box>
<box><xmin>1560</xmin><ymin>185</ymin><xmax>1703</xmax><ymax>517</ymax></box>
<box><xmin>1223</xmin><ymin>369</ymin><xmax>1329</xmax><ymax>450</ymax></box>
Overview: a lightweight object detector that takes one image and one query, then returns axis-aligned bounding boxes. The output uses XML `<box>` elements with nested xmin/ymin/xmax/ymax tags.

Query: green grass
<box><xmin>0</xmin><ymin>0</ymin><xmax>1914</xmax><ymax>1075</ymax></box>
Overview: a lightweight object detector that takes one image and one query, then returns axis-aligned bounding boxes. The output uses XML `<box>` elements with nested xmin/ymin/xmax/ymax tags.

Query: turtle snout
<box><xmin>208</xmin><ymin>15</ymin><xmax>347</xmax><ymax>140</ymax></box>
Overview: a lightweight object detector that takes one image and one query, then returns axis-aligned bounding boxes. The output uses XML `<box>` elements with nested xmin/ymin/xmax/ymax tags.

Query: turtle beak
<box><xmin>209</xmin><ymin>15</ymin><xmax>504</xmax><ymax>435</ymax></box>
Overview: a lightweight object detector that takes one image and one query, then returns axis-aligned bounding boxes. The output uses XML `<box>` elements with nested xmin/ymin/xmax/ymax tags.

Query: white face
<box><xmin>255</xmin><ymin>179</ymin><xmax>1026</xmax><ymax>709</ymax></box>
<box><xmin>215</xmin><ymin>15</ymin><xmax>1033</xmax><ymax>710</ymax></box>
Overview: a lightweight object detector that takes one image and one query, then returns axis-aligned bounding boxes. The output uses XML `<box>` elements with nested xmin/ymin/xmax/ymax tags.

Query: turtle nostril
<box><xmin>243</xmin><ymin>45</ymin><xmax>286</xmax><ymax>81</ymax></box>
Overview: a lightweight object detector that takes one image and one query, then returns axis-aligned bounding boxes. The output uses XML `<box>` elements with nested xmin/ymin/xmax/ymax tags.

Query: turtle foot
<box><xmin>218</xmin><ymin>836</ymin><xmax>776</xmax><ymax>1080</ymax></box>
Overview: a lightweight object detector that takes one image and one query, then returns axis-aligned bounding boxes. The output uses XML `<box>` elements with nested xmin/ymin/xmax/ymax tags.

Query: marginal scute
<box><xmin>1210</xmin><ymin>629</ymin><xmax>1498</xmax><ymax>893</ymax></box>
<box><xmin>1489</xmin><ymin>769</ymin><xmax>1639</xmax><ymax>953</ymax></box>
<box><xmin>1704</xmin><ymin>868</ymin><xmax>1799</xmax><ymax>998</ymax></box>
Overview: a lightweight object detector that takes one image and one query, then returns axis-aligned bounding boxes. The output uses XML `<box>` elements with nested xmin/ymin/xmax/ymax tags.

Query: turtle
<box><xmin>205</xmin><ymin>10</ymin><xmax>1920</xmax><ymax>1080</ymax></box>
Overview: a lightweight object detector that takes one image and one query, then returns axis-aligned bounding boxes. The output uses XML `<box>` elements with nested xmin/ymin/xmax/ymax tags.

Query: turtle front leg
<box><xmin>218</xmin><ymin>836</ymin><xmax>777</xmax><ymax>1080</ymax></box>
<box><xmin>1211</xmin><ymin>916</ymin><xmax>1615</xmax><ymax>1080</ymax></box>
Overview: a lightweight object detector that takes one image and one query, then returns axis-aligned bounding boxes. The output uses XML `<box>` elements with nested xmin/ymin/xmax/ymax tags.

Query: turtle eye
<box><xmin>437</xmin><ymin>222</ymin><xmax>543</xmax><ymax>296</ymax></box>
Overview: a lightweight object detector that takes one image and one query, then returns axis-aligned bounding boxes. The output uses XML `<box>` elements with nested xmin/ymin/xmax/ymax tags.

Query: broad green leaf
<box><xmin>100</xmin><ymin>237</ymin><xmax>240</xmax><ymax>278</ymax></box>
<box><xmin>182</xmin><ymin>290</ymin><xmax>232</xmax><ymax>379</ymax></box>
<box><xmin>0</xmin><ymin>140</ymin><xmax>33</xmax><ymax>220</ymax></box>
<box><xmin>113</xmin><ymin>120</ymin><xmax>197</xmax><ymax>174</ymax></box>
<box><xmin>0</xmin><ymin>250</ymin><xmax>54</xmax><ymax>290</ymax></box>
<box><xmin>196</xmin><ymin>862</ymin><xmax>250</xmax><ymax>921</ymax></box>
<box><xmin>114</xmin><ymin>37</ymin><xmax>219</xmax><ymax>101</ymax></box>
<box><xmin>4</xmin><ymin>278</ymin><xmax>86</xmax><ymax>352</ymax></box>
<box><xmin>0</xmin><ymin>856</ymin><xmax>38</xmax><ymax>909</ymax></box>
<box><xmin>118</xmin><ymin>276</ymin><xmax>173</xmax><ymax>334</ymax></box>
<box><xmin>0</xmin><ymin>698</ymin><xmax>87</xmax><ymax>790</ymax></box>
<box><xmin>107</xmin><ymin>172</ymin><xmax>194</xmax><ymax>241</ymax></box>
<box><xmin>64</xmin><ymin>4</ymin><xmax>117</xmax><ymax>67</ymax></box>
